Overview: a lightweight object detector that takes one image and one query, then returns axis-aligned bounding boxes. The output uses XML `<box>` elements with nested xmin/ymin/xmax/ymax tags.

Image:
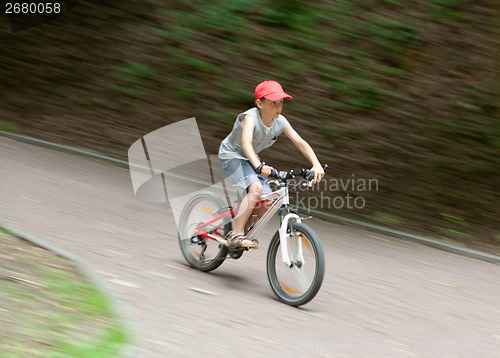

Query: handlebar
<box><xmin>268</xmin><ymin>164</ymin><xmax>328</xmax><ymax>182</ymax></box>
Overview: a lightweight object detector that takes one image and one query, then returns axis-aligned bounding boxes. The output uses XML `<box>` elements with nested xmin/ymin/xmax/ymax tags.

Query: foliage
<box><xmin>112</xmin><ymin>61</ymin><xmax>156</xmax><ymax>83</ymax></box>
<box><xmin>367</xmin><ymin>18</ymin><xmax>422</xmax><ymax>66</ymax></box>
<box><xmin>0</xmin><ymin>122</ymin><xmax>21</xmax><ymax>134</ymax></box>
<box><xmin>424</xmin><ymin>0</ymin><xmax>472</xmax><ymax>20</ymax></box>
<box><xmin>258</xmin><ymin>0</ymin><xmax>322</xmax><ymax>31</ymax></box>
<box><xmin>110</xmin><ymin>61</ymin><xmax>156</xmax><ymax>97</ymax></box>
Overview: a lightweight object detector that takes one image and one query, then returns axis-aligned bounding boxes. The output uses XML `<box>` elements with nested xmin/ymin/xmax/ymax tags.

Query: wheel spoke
<box><xmin>291</xmin><ymin>266</ymin><xmax>309</xmax><ymax>292</ymax></box>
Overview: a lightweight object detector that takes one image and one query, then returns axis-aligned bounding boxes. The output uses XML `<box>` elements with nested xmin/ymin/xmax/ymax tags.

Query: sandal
<box><xmin>226</xmin><ymin>232</ymin><xmax>258</xmax><ymax>248</ymax></box>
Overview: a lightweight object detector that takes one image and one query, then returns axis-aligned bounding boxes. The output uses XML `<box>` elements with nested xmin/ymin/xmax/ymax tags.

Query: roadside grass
<box><xmin>0</xmin><ymin>230</ymin><xmax>129</xmax><ymax>358</ymax></box>
<box><xmin>0</xmin><ymin>122</ymin><xmax>21</xmax><ymax>134</ymax></box>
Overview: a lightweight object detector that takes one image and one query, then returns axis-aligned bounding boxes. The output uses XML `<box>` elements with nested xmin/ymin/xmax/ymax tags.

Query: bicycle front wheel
<box><xmin>178</xmin><ymin>192</ymin><xmax>230</xmax><ymax>272</ymax></box>
<box><xmin>266</xmin><ymin>222</ymin><xmax>325</xmax><ymax>306</ymax></box>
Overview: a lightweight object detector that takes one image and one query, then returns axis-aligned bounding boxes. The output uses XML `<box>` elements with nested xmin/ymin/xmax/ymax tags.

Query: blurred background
<box><xmin>0</xmin><ymin>0</ymin><xmax>498</xmax><ymax>252</ymax></box>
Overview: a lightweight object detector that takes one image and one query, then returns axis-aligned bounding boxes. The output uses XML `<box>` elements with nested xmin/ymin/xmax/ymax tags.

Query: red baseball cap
<box><xmin>255</xmin><ymin>81</ymin><xmax>292</xmax><ymax>104</ymax></box>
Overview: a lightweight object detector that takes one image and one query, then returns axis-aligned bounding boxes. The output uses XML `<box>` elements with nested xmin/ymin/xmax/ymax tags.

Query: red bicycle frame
<box><xmin>194</xmin><ymin>191</ymin><xmax>283</xmax><ymax>242</ymax></box>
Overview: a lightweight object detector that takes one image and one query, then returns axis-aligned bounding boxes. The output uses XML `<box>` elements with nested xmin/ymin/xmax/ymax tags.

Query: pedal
<box><xmin>228</xmin><ymin>247</ymin><xmax>246</xmax><ymax>259</ymax></box>
<box><xmin>190</xmin><ymin>236</ymin><xmax>204</xmax><ymax>245</ymax></box>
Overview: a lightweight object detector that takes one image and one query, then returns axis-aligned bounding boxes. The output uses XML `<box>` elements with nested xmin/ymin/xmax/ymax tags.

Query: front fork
<box><xmin>278</xmin><ymin>213</ymin><xmax>304</xmax><ymax>268</ymax></box>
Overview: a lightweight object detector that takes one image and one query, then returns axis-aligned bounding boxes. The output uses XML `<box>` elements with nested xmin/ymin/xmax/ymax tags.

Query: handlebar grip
<box><xmin>300</xmin><ymin>168</ymin><xmax>314</xmax><ymax>181</ymax></box>
<box><xmin>269</xmin><ymin>169</ymin><xmax>279</xmax><ymax>179</ymax></box>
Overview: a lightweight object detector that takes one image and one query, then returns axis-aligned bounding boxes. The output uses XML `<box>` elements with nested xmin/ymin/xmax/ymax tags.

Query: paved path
<box><xmin>1</xmin><ymin>136</ymin><xmax>500</xmax><ymax>358</ymax></box>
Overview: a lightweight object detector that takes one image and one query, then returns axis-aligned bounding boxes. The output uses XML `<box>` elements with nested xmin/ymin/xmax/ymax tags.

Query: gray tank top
<box><xmin>218</xmin><ymin>107</ymin><xmax>288</xmax><ymax>160</ymax></box>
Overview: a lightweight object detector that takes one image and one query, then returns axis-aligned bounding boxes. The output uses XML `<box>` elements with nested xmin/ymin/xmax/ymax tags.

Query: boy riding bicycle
<box><xmin>218</xmin><ymin>80</ymin><xmax>324</xmax><ymax>248</ymax></box>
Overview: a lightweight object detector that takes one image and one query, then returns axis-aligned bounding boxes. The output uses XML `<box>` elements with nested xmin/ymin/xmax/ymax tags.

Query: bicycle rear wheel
<box><xmin>266</xmin><ymin>222</ymin><xmax>325</xmax><ymax>306</ymax></box>
<box><xmin>178</xmin><ymin>192</ymin><xmax>230</xmax><ymax>272</ymax></box>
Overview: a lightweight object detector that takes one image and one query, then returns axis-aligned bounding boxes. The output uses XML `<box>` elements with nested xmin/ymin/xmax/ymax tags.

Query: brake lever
<box><xmin>300</xmin><ymin>179</ymin><xmax>315</xmax><ymax>188</ymax></box>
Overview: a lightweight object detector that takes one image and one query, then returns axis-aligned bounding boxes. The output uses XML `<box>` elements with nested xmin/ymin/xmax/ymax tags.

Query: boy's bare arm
<box><xmin>241</xmin><ymin>115</ymin><xmax>274</xmax><ymax>175</ymax></box>
<box><xmin>284</xmin><ymin>122</ymin><xmax>324</xmax><ymax>183</ymax></box>
<box><xmin>241</xmin><ymin>115</ymin><xmax>260</xmax><ymax>167</ymax></box>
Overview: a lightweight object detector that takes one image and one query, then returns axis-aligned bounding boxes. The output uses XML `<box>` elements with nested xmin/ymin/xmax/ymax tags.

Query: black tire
<box><xmin>178</xmin><ymin>192</ymin><xmax>230</xmax><ymax>272</ymax></box>
<box><xmin>266</xmin><ymin>222</ymin><xmax>325</xmax><ymax>306</ymax></box>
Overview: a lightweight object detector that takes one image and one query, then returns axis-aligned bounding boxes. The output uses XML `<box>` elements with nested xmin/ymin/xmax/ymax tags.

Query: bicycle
<box><xmin>177</xmin><ymin>166</ymin><xmax>326</xmax><ymax>306</ymax></box>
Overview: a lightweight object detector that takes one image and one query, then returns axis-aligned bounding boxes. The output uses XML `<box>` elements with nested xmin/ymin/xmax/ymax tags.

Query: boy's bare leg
<box><xmin>244</xmin><ymin>199</ymin><xmax>272</xmax><ymax>230</ymax></box>
<box><xmin>232</xmin><ymin>181</ymin><xmax>262</xmax><ymax>245</ymax></box>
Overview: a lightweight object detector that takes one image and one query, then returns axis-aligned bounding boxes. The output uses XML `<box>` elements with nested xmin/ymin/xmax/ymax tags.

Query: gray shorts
<box><xmin>218</xmin><ymin>158</ymin><xmax>272</xmax><ymax>195</ymax></box>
